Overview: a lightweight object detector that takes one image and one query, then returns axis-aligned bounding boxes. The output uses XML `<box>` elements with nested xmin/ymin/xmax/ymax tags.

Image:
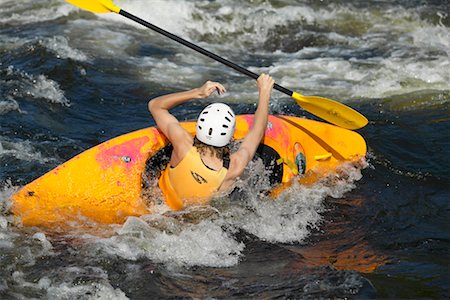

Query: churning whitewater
<box><xmin>1</xmin><ymin>0</ymin><xmax>449</xmax><ymax>298</ymax></box>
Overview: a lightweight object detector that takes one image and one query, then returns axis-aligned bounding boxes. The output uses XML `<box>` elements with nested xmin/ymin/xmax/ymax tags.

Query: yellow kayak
<box><xmin>11</xmin><ymin>115</ymin><xmax>366</xmax><ymax>227</ymax></box>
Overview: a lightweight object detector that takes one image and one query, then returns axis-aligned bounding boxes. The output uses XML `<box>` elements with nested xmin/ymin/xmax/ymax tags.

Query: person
<box><xmin>148</xmin><ymin>73</ymin><xmax>274</xmax><ymax>211</ymax></box>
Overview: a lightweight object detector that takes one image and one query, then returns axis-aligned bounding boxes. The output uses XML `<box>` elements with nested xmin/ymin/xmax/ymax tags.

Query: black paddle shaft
<box><xmin>119</xmin><ymin>10</ymin><xmax>293</xmax><ymax>96</ymax></box>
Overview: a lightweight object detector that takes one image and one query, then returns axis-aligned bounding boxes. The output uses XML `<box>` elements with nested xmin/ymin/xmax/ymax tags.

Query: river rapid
<box><xmin>0</xmin><ymin>0</ymin><xmax>449</xmax><ymax>298</ymax></box>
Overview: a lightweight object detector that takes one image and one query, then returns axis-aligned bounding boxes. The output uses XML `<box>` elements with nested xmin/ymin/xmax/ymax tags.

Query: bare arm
<box><xmin>148</xmin><ymin>81</ymin><xmax>226</xmax><ymax>164</ymax></box>
<box><xmin>220</xmin><ymin>74</ymin><xmax>274</xmax><ymax>191</ymax></box>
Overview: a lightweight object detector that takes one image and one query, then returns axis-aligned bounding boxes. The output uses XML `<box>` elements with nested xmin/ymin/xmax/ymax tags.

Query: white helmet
<box><xmin>196</xmin><ymin>103</ymin><xmax>236</xmax><ymax>147</ymax></box>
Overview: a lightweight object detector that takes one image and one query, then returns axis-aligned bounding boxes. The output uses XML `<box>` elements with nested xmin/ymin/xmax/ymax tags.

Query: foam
<box><xmin>411</xmin><ymin>25</ymin><xmax>450</xmax><ymax>55</ymax></box>
<box><xmin>0</xmin><ymin>180</ymin><xmax>18</xmax><ymax>216</ymax></box>
<box><xmin>32</xmin><ymin>232</ymin><xmax>53</xmax><ymax>252</ymax></box>
<box><xmin>0</xmin><ymin>34</ymin><xmax>87</xmax><ymax>63</ymax></box>
<box><xmin>228</xmin><ymin>182</ymin><xmax>325</xmax><ymax>243</ymax></box>
<box><xmin>0</xmin><ymin>1</ymin><xmax>75</xmax><ymax>26</ymax></box>
<box><xmin>349</xmin><ymin>56</ymin><xmax>450</xmax><ymax>99</ymax></box>
<box><xmin>85</xmin><ymin>158</ymin><xmax>365</xmax><ymax>268</ymax></box>
<box><xmin>136</xmin><ymin>53</ymin><xmax>276</xmax><ymax>104</ymax></box>
<box><xmin>303</xmin><ymin>270</ymin><xmax>365</xmax><ymax>295</ymax></box>
<box><xmin>139</xmin><ymin>57</ymin><xmax>203</xmax><ymax>88</ymax></box>
<box><xmin>268</xmin><ymin>51</ymin><xmax>449</xmax><ymax>100</ymax></box>
<box><xmin>94</xmin><ymin>1</ymin><xmax>348</xmax><ymax>52</ymax></box>
<box><xmin>59</xmin><ymin>0</ymin><xmax>449</xmax><ymax>103</ymax></box>
<box><xmin>0</xmin><ymin>190</ymin><xmax>13</xmax><ymax>233</ymax></box>
<box><xmin>224</xmin><ymin>160</ymin><xmax>365</xmax><ymax>243</ymax></box>
<box><xmin>40</xmin><ymin>36</ymin><xmax>88</xmax><ymax>62</ymax></box>
<box><xmin>92</xmin><ymin>216</ymin><xmax>244</xmax><ymax>268</ymax></box>
<box><xmin>68</xmin><ymin>20</ymin><xmax>135</xmax><ymax>58</ymax></box>
<box><xmin>179</xmin><ymin>2</ymin><xmax>340</xmax><ymax>48</ymax></box>
<box><xmin>104</xmin><ymin>0</ymin><xmax>448</xmax><ymax>103</ymax></box>
<box><xmin>5</xmin><ymin>66</ymin><xmax>70</xmax><ymax>107</ymax></box>
<box><xmin>0</xmin><ymin>183</ymin><xmax>55</xmax><ymax>274</ymax></box>
<box><xmin>0</xmin><ymin>200</ymin><xmax>124</xmax><ymax>298</ymax></box>
<box><xmin>0</xmin><ymin>35</ymin><xmax>27</xmax><ymax>51</ymax></box>
<box><xmin>0</xmin><ymin>138</ymin><xmax>57</xmax><ymax>164</ymax></box>
<box><xmin>0</xmin><ymin>98</ymin><xmax>22</xmax><ymax>115</ymax></box>
<box><xmin>46</xmin><ymin>282</ymin><xmax>128</xmax><ymax>300</ymax></box>
<box><xmin>102</xmin><ymin>0</ymin><xmax>196</xmax><ymax>36</ymax></box>
<box><xmin>11</xmin><ymin>268</ymin><xmax>128</xmax><ymax>300</ymax></box>
<box><xmin>136</xmin><ymin>53</ymin><xmax>253</xmax><ymax>93</ymax></box>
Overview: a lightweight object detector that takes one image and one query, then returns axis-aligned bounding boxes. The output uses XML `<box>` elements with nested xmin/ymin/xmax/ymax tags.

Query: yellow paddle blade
<box><xmin>292</xmin><ymin>92</ymin><xmax>368</xmax><ymax>130</ymax></box>
<box><xmin>65</xmin><ymin>0</ymin><xmax>120</xmax><ymax>13</ymax></box>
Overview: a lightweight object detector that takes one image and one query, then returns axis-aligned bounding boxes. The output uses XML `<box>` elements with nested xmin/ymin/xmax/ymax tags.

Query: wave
<box><xmin>0</xmin><ymin>0</ymin><xmax>75</xmax><ymax>26</ymax></box>
<box><xmin>2</xmin><ymin>66</ymin><xmax>70</xmax><ymax>107</ymax></box>
<box><xmin>39</xmin><ymin>36</ymin><xmax>89</xmax><ymax>62</ymax></box>
<box><xmin>2</xmin><ymin>0</ymin><xmax>448</xmax><ymax>101</ymax></box>
<box><xmin>10</xmin><ymin>269</ymin><xmax>128</xmax><ymax>300</ymax></box>
<box><xmin>0</xmin><ymin>33</ymin><xmax>88</xmax><ymax>63</ymax></box>
<box><xmin>100</xmin><ymin>1</ymin><xmax>449</xmax><ymax>100</ymax></box>
<box><xmin>0</xmin><ymin>98</ymin><xmax>22</xmax><ymax>115</ymax></box>
<box><xmin>0</xmin><ymin>180</ymin><xmax>17</xmax><ymax>229</ymax></box>
<box><xmin>0</xmin><ymin>138</ymin><xmax>58</xmax><ymax>164</ymax></box>
<box><xmin>80</xmin><ymin>159</ymin><xmax>366</xmax><ymax>268</ymax></box>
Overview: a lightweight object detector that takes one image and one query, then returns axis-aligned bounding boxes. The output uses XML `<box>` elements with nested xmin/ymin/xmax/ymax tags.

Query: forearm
<box><xmin>236</xmin><ymin>89</ymin><xmax>270</xmax><ymax>164</ymax></box>
<box><xmin>229</xmin><ymin>90</ymin><xmax>270</xmax><ymax>178</ymax></box>
<box><xmin>229</xmin><ymin>74</ymin><xmax>273</xmax><ymax>177</ymax></box>
<box><xmin>250</xmin><ymin>90</ymin><xmax>270</xmax><ymax>139</ymax></box>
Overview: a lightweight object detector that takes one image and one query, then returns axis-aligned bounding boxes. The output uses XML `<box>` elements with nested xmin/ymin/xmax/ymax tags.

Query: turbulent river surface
<box><xmin>1</xmin><ymin>0</ymin><xmax>449</xmax><ymax>299</ymax></box>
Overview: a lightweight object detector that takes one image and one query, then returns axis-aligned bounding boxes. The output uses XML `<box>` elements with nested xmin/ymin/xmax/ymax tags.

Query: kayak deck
<box><xmin>11</xmin><ymin>115</ymin><xmax>366</xmax><ymax>227</ymax></box>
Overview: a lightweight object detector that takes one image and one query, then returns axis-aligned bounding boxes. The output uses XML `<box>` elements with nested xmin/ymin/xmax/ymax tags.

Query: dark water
<box><xmin>1</xmin><ymin>0</ymin><xmax>449</xmax><ymax>298</ymax></box>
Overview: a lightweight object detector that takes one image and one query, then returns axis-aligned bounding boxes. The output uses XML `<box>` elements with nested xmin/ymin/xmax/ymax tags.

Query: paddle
<box><xmin>66</xmin><ymin>0</ymin><xmax>368</xmax><ymax>130</ymax></box>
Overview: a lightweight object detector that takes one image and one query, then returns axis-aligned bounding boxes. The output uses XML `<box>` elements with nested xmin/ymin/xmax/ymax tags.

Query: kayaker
<box><xmin>148</xmin><ymin>73</ymin><xmax>274</xmax><ymax>210</ymax></box>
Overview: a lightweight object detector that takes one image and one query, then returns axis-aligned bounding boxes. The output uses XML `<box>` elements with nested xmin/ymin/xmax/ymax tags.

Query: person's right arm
<box><xmin>219</xmin><ymin>73</ymin><xmax>274</xmax><ymax>191</ymax></box>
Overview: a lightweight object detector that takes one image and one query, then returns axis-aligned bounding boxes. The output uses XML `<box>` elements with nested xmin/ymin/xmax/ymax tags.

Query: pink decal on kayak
<box><xmin>240</xmin><ymin>115</ymin><xmax>254</xmax><ymax>134</ymax></box>
<box><xmin>241</xmin><ymin>115</ymin><xmax>290</xmax><ymax>148</ymax></box>
<box><xmin>266</xmin><ymin>115</ymin><xmax>290</xmax><ymax>148</ymax></box>
<box><xmin>96</xmin><ymin>136</ymin><xmax>150</xmax><ymax>171</ymax></box>
<box><xmin>241</xmin><ymin>115</ymin><xmax>254</xmax><ymax>125</ymax></box>
<box><xmin>150</xmin><ymin>127</ymin><xmax>164</xmax><ymax>144</ymax></box>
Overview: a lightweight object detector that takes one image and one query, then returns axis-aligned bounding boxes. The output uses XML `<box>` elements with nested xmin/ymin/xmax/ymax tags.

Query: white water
<box><xmin>0</xmin><ymin>0</ymin><xmax>75</xmax><ymax>25</ymax></box>
<box><xmin>92</xmin><ymin>217</ymin><xmax>244</xmax><ymax>268</ymax></box>
<box><xmin>0</xmin><ymin>182</ymin><xmax>130</xmax><ymax>298</ymax></box>
<box><xmin>0</xmin><ymin>98</ymin><xmax>21</xmax><ymax>115</ymax></box>
<box><xmin>0</xmin><ymin>164</ymin><xmax>370</xmax><ymax>270</ymax></box>
<box><xmin>98</xmin><ymin>0</ymin><xmax>449</xmax><ymax>101</ymax></box>
<box><xmin>78</xmin><ymin>160</ymin><xmax>365</xmax><ymax>268</ymax></box>
<box><xmin>0</xmin><ymin>181</ymin><xmax>16</xmax><ymax>228</ymax></box>
<box><xmin>39</xmin><ymin>36</ymin><xmax>89</xmax><ymax>62</ymax></box>
<box><xmin>0</xmin><ymin>138</ymin><xmax>57</xmax><ymax>164</ymax></box>
<box><xmin>0</xmin><ymin>161</ymin><xmax>365</xmax><ymax>274</ymax></box>
<box><xmin>3</xmin><ymin>66</ymin><xmax>70</xmax><ymax>107</ymax></box>
<box><xmin>10</xmin><ymin>268</ymin><xmax>128</xmax><ymax>300</ymax></box>
<box><xmin>0</xmin><ymin>0</ymin><xmax>446</xmax><ymax>271</ymax></box>
<box><xmin>0</xmin><ymin>163</ymin><xmax>369</xmax><ymax>270</ymax></box>
<box><xmin>1</xmin><ymin>0</ymin><xmax>448</xmax><ymax>298</ymax></box>
<box><xmin>1</xmin><ymin>0</ymin><xmax>448</xmax><ymax>103</ymax></box>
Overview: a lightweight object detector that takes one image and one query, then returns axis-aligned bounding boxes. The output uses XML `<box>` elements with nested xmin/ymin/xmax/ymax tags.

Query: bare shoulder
<box><xmin>167</xmin><ymin>122</ymin><xmax>192</xmax><ymax>144</ymax></box>
<box><xmin>167</xmin><ymin>123</ymin><xmax>193</xmax><ymax>165</ymax></box>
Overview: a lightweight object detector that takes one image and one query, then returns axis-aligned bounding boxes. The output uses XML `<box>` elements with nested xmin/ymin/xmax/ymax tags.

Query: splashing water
<box><xmin>77</xmin><ymin>159</ymin><xmax>367</xmax><ymax>269</ymax></box>
<box><xmin>2</xmin><ymin>66</ymin><xmax>70</xmax><ymax>107</ymax></box>
<box><xmin>1</xmin><ymin>0</ymin><xmax>448</xmax><ymax>298</ymax></box>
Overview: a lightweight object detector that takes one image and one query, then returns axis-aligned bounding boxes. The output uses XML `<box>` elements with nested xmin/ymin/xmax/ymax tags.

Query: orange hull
<box><xmin>11</xmin><ymin>115</ymin><xmax>366</xmax><ymax>227</ymax></box>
